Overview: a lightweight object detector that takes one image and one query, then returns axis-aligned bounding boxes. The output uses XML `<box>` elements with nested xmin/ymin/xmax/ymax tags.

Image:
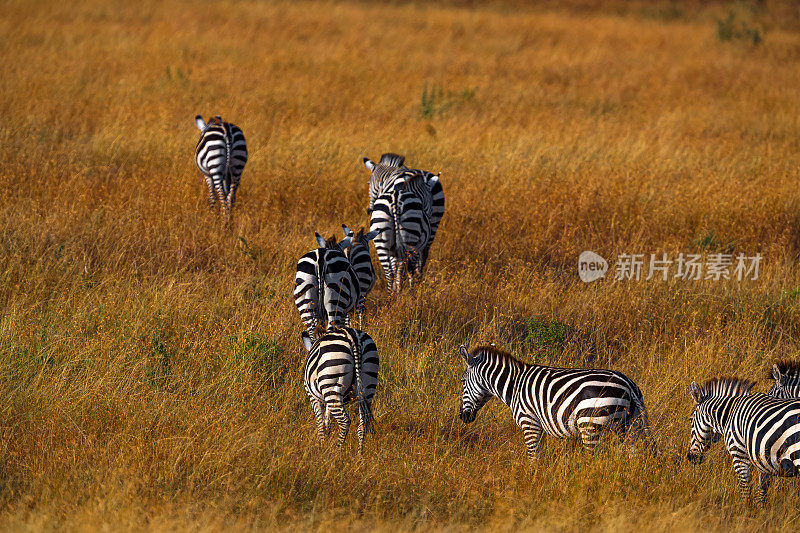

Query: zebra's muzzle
<box><xmin>686</xmin><ymin>451</ymin><xmax>703</xmax><ymax>464</ymax></box>
<box><xmin>459</xmin><ymin>410</ymin><xmax>476</xmax><ymax>424</ymax></box>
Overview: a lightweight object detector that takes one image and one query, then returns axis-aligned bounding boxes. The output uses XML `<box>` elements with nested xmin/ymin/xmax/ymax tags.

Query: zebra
<box><xmin>341</xmin><ymin>224</ymin><xmax>379</xmax><ymax>326</ymax></box>
<box><xmin>301</xmin><ymin>327</ymin><xmax>379</xmax><ymax>454</ymax></box>
<box><xmin>293</xmin><ymin>232</ymin><xmax>359</xmax><ymax>341</ymax></box>
<box><xmin>362</xmin><ymin>153</ymin><xmax>444</xmax><ymax>291</ymax></box>
<box><xmin>194</xmin><ymin>115</ymin><xmax>248</xmax><ymax>224</ymax></box>
<box><xmin>458</xmin><ymin>345</ymin><xmax>652</xmax><ymax>462</ymax></box>
<box><xmin>768</xmin><ymin>360</ymin><xmax>800</xmax><ymax>399</ymax></box>
<box><xmin>687</xmin><ymin>377</ymin><xmax>800</xmax><ymax>505</ymax></box>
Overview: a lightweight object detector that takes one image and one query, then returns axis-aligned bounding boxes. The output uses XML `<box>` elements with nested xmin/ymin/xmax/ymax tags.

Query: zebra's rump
<box><xmin>731</xmin><ymin>393</ymin><xmax>800</xmax><ymax>475</ymax></box>
<box><xmin>303</xmin><ymin>328</ymin><xmax>379</xmax><ymax>403</ymax></box>
<box><xmin>195</xmin><ymin>122</ymin><xmax>248</xmax><ymax>191</ymax></box>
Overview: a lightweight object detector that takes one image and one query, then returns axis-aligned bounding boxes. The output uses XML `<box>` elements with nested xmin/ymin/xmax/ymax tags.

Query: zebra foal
<box><xmin>687</xmin><ymin>377</ymin><xmax>800</xmax><ymax>505</ymax></box>
<box><xmin>458</xmin><ymin>345</ymin><xmax>652</xmax><ymax>462</ymax></box>
<box><xmin>301</xmin><ymin>328</ymin><xmax>379</xmax><ymax>454</ymax></box>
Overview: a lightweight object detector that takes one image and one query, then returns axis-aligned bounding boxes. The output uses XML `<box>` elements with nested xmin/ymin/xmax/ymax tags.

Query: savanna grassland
<box><xmin>2</xmin><ymin>0</ymin><xmax>800</xmax><ymax>530</ymax></box>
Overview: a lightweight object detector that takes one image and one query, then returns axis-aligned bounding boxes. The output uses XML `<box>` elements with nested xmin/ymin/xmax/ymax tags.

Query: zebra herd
<box><xmin>193</xmin><ymin>116</ymin><xmax>800</xmax><ymax>507</ymax></box>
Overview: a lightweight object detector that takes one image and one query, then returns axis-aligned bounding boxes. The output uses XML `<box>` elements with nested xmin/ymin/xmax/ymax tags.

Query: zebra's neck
<box><xmin>478</xmin><ymin>350</ymin><xmax>523</xmax><ymax>406</ymax></box>
<box><xmin>706</xmin><ymin>396</ymin><xmax>739</xmax><ymax>434</ymax></box>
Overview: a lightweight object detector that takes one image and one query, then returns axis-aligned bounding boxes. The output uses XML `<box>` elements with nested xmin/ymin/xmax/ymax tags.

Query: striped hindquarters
<box><xmin>294</xmin><ymin>249</ymin><xmax>324</xmax><ymax>335</ymax></box>
<box><xmin>195</xmin><ymin>120</ymin><xmax>248</xmax><ymax>193</ymax></box>
<box><xmin>294</xmin><ymin>247</ymin><xmax>361</xmax><ymax>335</ymax></box>
<box><xmin>303</xmin><ymin>329</ymin><xmax>379</xmax><ymax>411</ymax></box>
<box><xmin>347</xmin><ymin>242</ymin><xmax>376</xmax><ymax>301</ymax></box>
<box><xmin>729</xmin><ymin>393</ymin><xmax>800</xmax><ymax>476</ymax></box>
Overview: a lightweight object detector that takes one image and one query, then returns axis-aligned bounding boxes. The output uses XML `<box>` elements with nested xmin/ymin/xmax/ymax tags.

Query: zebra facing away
<box><xmin>293</xmin><ymin>232</ymin><xmax>358</xmax><ymax>341</ymax></box>
<box><xmin>341</xmin><ymin>225</ymin><xmax>379</xmax><ymax>325</ymax></box>
<box><xmin>362</xmin><ymin>153</ymin><xmax>444</xmax><ymax>291</ymax></box>
<box><xmin>768</xmin><ymin>360</ymin><xmax>800</xmax><ymax>398</ymax></box>
<box><xmin>687</xmin><ymin>377</ymin><xmax>800</xmax><ymax>505</ymax></box>
<box><xmin>301</xmin><ymin>328</ymin><xmax>379</xmax><ymax>454</ymax></box>
<box><xmin>194</xmin><ymin>115</ymin><xmax>248</xmax><ymax>225</ymax></box>
<box><xmin>458</xmin><ymin>345</ymin><xmax>652</xmax><ymax>462</ymax></box>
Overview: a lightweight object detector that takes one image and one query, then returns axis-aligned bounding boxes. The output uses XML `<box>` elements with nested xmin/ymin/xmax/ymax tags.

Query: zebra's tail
<box><xmin>352</xmin><ymin>330</ymin><xmax>373</xmax><ymax>432</ymax></box>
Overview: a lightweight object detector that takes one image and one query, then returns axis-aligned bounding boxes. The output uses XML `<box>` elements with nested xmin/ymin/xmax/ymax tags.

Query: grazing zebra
<box><xmin>194</xmin><ymin>115</ymin><xmax>248</xmax><ymax>224</ymax></box>
<box><xmin>687</xmin><ymin>377</ymin><xmax>800</xmax><ymax>505</ymax></box>
<box><xmin>768</xmin><ymin>361</ymin><xmax>800</xmax><ymax>399</ymax></box>
<box><xmin>341</xmin><ymin>225</ymin><xmax>379</xmax><ymax>325</ymax></box>
<box><xmin>293</xmin><ymin>232</ymin><xmax>358</xmax><ymax>340</ymax></box>
<box><xmin>362</xmin><ymin>153</ymin><xmax>444</xmax><ymax>291</ymax></box>
<box><xmin>301</xmin><ymin>327</ymin><xmax>379</xmax><ymax>454</ymax></box>
<box><xmin>458</xmin><ymin>345</ymin><xmax>652</xmax><ymax>462</ymax></box>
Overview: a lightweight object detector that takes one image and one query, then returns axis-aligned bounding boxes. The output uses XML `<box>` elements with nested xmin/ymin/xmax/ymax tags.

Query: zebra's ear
<box><xmin>342</xmin><ymin>224</ymin><xmax>354</xmax><ymax>238</ymax></box>
<box><xmin>427</xmin><ymin>173</ymin><xmax>441</xmax><ymax>187</ymax></box>
<box><xmin>301</xmin><ymin>331</ymin><xmax>313</xmax><ymax>351</ymax></box>
<box><xmin>689</xmin><ymin>381</ymin><xmax>702</xmax><ymax>404</ymax></box>
<box><xmin>364</xmin><ymin>229</ymin><xmax>380</xmax><ymax>241</ymax></box>
<box><xmin>363</xmin><ymin>157</ymin><xmax>376</xmax><ymax>172</ymax></box>
<box><xmin>315</xmin><ymin>232</ymin><xmax>326</xmax><ymax>248</ymax></box>
<box><xmin>339</xmin><ymin>236</ymin><xmax>352</xmax><ymax>250</ymax></box>
<box><xmin>194</xmin><ymin>115</ymin><xmax>206</xmax><ymax>130</ymax></box>
<box><xmin>773</xmin><ymin>364</ymin><xmax>783</xmax><ymax>384</ymax></box>
<box><xmin>459</xmin><ymin>345</ymin><xmax>470</xmax><ymax>365</ymax></box>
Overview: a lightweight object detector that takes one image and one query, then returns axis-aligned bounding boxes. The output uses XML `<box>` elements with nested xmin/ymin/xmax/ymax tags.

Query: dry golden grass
<box><xmin>2</xmin><ymin>0</ymin><xmax>800</xmax><ymax>530</ymax></box>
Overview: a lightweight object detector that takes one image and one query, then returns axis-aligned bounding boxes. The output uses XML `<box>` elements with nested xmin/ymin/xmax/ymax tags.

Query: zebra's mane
<box><xmin>469</xmin><ymin>345</ymin><xmax>517</xmax><ymax>365</ymax></box>
<box><xmin>208</xmin><ymin>116</ymin><xmax>223</xmax><ymax>125</ymax></box>
<box><xmin>698</xmin><ymin>377</ymin><xmax>755</xmax><ymax>400</ymax></box>
<box><xmin>770</xmin><ymin>360</ymin><xmax>800</xmax><ymax>379</ymax></box>
<box><xmin>379</xmin><ymin>153</ymin><xmax>405</xmax><ymax>167</ymax></box>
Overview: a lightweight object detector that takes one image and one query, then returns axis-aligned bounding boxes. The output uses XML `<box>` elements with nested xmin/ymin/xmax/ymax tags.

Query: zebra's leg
<box><xmin>328</xmin><ymin>401</ymin><xmax>350</xmax><ymax>449</ymax></box>
<box><xmin>732</xmin><ymin>458</ymin><xmax>752</xmax><ymax>504</ymax></box>
<box><xmin>310</xmin><ymin>398</ymin><xmax>326</xmax><ymax>441</ymax></box>
<box><xmin>757</xmin><ymin>471</ymin><xmax>772</xmax><ymax>507</ymax></box>
<box><xmin>579</xmin><ymin>424</ymin><xmax>601</xmax><ymax>453</ymax></box>
<box><xmin>356</xmin><ymin>400</ymin><xmax>367</xmax><ymax>456</ymax></box>
<box><xmin>520</xmin><ymin>419</ymin><xmax>544</xmax><ymax>463</ymax></box>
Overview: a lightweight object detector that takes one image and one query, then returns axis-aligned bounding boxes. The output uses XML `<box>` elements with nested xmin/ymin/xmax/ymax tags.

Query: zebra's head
<box><xmin>768</xmin><ymin>361</ymin><xmax>800</xmax><ymax>399</ymax></box>
<box><xmin>458</xmin><ymin>345</ymin><xmax>493</xmax><ymax>424</ymax></box>
<box><xmin>362</xmin><ymin>153</ymin><xmax>406</xmax><ymax>214</ymax></box>
<box><xmin>687</xmin><ymin>378</ymin><xmax>754</xmax><ymax>464</ymax></box>
<box><xmin>315</xmin><ymin>232</ymin><xmax>352</xmax><ymax>252</ymax></box>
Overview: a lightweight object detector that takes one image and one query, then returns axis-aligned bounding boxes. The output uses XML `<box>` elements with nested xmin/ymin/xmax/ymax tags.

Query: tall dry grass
<box><xmin>1</xmin><ymin>0</ymin><xmax>800</xmax><ymax>530</ymax></box>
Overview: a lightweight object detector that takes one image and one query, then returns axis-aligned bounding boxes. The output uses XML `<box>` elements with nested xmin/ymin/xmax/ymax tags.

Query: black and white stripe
<box><xmin>194</xmin><ymin>115</ymin><xmax>248</xmax><ymax>224</ymax></box>
<box><xmin>768</xmin><ymin>361</ymin><xmax>800</xmax><ymax>399</ymax></box>
<box><xmin>294</xmin><ymin>232</ymin><xmax>358</xmax><ymax>340</ymax></box>
<box><xmin>687</xmin><ymin>377</ymin><xmax>800</xmax><ymax>505</ymax></box>
<box><xmin>301</xmin><ymin>327</ymin><xmax>380</xmax><ymax>454</ymax></box>
<box><xmin>342</xmin><ymin>224</ymin><xmax>379</xmax><ymax>325</ymax></box>
<box><xmin>458</xmin><ymin>345</ymin><xmax>652</xmax><ymax>462</ymax></box>
<box><xmin>362</xmin><ymin>153</ymin><xmax>444</xmax><ymax>291</ymax></box>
